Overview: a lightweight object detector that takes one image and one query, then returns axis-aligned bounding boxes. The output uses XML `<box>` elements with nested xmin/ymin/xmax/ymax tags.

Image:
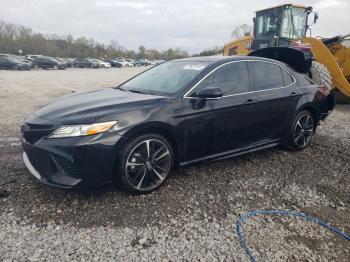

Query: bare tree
<box><xmin>231</xmin><ymin>24</ymin><xmax>253</xmax><ymax>39</ymax></box>
<box><xmin>0</xmin><ymin>20</ymin><xmax>192</xmax><ymax>60</ymax></box>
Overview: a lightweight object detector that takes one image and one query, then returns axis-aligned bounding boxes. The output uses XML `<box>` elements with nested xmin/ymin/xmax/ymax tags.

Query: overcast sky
<box><xmin>0</xmin><ymin>0</ymin><xmax>349</xmax><ymax>53</ymax></box>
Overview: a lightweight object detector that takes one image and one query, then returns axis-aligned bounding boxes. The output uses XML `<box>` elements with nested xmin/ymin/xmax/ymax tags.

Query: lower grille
<box><xmin>52</xmin><ymin>155</ymin><xmax>80</xmax><ymax>176</ymax></box>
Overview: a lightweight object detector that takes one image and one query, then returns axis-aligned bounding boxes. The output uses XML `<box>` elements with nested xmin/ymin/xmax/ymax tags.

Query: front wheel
<box><xmin>285</xmin><ymin>110</ymin><xmax>315</xmax><ymax>150</ymax></box>
<box><xmin>117</xmin><ymin>134</ymin><xmax>174</xmax><ymax>193</ymax></box>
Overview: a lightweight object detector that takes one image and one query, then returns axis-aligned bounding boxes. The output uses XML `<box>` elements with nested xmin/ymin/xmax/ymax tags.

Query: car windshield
<box><xmin>8</xmin><ymin>57</ymin><xmax>21</xmax><ymax>62</ymax></box>
<box><xmin>118</xmin><ymin>61</ymin><xmax>209</xmax><ymax>96</ymax></box>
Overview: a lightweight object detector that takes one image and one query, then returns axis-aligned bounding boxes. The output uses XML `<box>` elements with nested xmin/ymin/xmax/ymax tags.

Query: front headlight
<box><xmin>49</xmin><ymin>121</ymin><xmax>118</xmax><ymax>138</ymax></box>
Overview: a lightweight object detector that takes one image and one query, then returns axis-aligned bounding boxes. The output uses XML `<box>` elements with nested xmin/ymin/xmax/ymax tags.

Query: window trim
<box><xmin>183</xmin><ymin>60</ymin><xmax>296</xmax><ymax>99</ymax></box>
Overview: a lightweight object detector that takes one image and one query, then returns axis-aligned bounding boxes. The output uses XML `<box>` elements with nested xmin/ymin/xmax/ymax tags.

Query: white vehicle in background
<box><xmin>115</xmin><ymin>59</ymin><xmax>129</xmax><ymax>67</ymax></box>
<box><xmin>25</xmin><ymin>54</ymin><xmax>42</xmax><ymax>60</ymax></box>
<box><xmin>126</xmin><ymin>59</ymin><xmax>135</xmax><ymax>67</ymax></box>
<box><xmin>96</xmin><ymin>59</ymin><xmax>111</xmax><ymax>68</ymax></box>
<box><xmin>149</xmin><ymin>60</ymin><xmax>157</xmax><ymax>66</ymax></box>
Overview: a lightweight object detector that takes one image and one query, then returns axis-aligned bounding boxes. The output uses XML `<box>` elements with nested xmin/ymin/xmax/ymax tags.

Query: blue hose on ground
<box><xmin>236</xmin><ymin>210</ymin><xmax>350</xmax><ymax>262</ymax></box>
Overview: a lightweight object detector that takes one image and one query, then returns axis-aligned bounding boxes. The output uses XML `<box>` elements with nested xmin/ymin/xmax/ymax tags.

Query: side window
<box><xmin>281</xmin><ymin>68</ymin><xmax>294</xmax><ymax>86</ymax></box>
<box><xmin>249</xmin><ymin>61</ymin><xmax>284</xmax><ymax>91</ymax></box>
<box><xmin>195</xmin><ymin>62</ymin><xmax>249</xmax><ymax>96</ymax></box>
<box><xmin>295</xmin><ymin>73</ymin><xmax>314</xmax><ymax>86</ymax></box>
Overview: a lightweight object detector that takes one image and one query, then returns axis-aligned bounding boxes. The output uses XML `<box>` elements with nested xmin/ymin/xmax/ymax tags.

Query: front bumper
<box><xmin>21</xmin><ymin>123</ymin><xmax>125</xmax><ymax>189</ymax></box>
<box><xmin>23</xmin><ymin>151</ymin><xmax>81</xmax><ymax>189</ymax></box>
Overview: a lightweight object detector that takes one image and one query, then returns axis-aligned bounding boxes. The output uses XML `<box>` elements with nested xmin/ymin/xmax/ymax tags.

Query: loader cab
<box><xmin>252</xmin><ymin>5</ymin><xmax>312</xmax><ymax>50</ymax></box>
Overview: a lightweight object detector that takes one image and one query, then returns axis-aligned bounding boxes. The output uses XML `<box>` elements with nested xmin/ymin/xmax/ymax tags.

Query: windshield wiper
<box><xmin>116</xmin><ymin>86</ymin><xmax>126</xmax><ymax>91</ymax></box>
<box><xmin>127</xmin><ymin>89</ymin><xmax>145</xmax><ymax>94</ymax></box>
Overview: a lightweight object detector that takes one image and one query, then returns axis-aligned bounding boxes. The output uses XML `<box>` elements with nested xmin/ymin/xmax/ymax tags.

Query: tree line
<box><xmin>0</xmin><ymin>20</ymin><xmax>190</xmax><ymax>60</ymax></box>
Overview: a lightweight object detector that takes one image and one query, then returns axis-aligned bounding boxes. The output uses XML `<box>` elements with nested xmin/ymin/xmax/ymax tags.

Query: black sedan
<box><xmin>21</xmin><ymin>56</ymin><xmax>335</xmax><ymax>193</ymax></box>
<box><xmin>0</xmin><ymin>56</ymin><xmax>31</xmax><ymax>70</ymax></box>
<box><xmin>32</xmin><ymin>57</ymin><xmax>67</xmax><ymax>69</ymax></box>
<box><xmin>72</xmin><ymin>58</ymin><xmax>99</xmax><ymax>68</ymax></box>
<box><xmin>107</xmin><ymin>59</ymin><xmax>123</xmax><ymax>68</ymax></box>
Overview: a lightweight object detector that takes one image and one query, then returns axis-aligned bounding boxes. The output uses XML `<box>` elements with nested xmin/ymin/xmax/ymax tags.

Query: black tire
<box><xmin>310</xmin><ymin>61</ymin><xmax>332</xmax><ymax>92</ymax></box>
<box><xmin>116</xmin><ymin>134</ymin><xmax>174</xmax><ymax>194</ymax></box>
<box><xmin>284</xmin><ymin>110</ymin><xmax>315</xmax><ymax>151</ymax></box>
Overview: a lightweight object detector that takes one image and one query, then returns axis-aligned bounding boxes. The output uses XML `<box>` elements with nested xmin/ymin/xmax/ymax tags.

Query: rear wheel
<box><xmin>285</xmin><ymin>110</ymin><xmax>315</xmax><ymax>150</ymax></box>
<box><xmin>117</xmin><ymin>134</ymin><xmax>173</xmax><ymax>193</ymax></box>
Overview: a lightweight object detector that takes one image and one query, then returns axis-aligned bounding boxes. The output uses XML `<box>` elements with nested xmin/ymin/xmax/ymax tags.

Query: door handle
<box><xmin>244</xmin><ymin>98</ymin><xmax>258</xmax><ymax>104</ymax></box>
<box><xmin>289</xmin><ymin>91</ymin><xmax>299</xmax><ymax>96</ymax></box>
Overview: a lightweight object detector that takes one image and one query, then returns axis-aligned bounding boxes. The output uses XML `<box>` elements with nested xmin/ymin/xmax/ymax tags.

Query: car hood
<box><xmin>31</xmin><ymin>88</ymin><xmax>165</xmax><ymax>124</ymax></box>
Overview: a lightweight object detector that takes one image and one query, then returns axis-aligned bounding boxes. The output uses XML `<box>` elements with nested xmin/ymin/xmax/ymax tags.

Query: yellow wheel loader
<box><xmin>223</xmin><ymin>4</ymin><xmax>350</xmax><ymax>101</ymax></box>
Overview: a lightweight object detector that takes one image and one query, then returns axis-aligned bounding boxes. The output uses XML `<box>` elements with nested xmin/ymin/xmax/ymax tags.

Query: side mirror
<box><xmin>314</xmin><ymin>13</ymin><xmax>318</xmax><ymax>24</ymax></box>
<box><xmin>196</xmin><ymin>86</ymin><xmax>223</xmax><ymax>99</ymax></box>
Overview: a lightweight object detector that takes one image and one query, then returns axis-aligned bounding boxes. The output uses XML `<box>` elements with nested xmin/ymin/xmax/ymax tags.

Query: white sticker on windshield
<box><xmin>183</xmin><ymin>64</ymin><xmax>205</xmax><ymax>70</ymax></box>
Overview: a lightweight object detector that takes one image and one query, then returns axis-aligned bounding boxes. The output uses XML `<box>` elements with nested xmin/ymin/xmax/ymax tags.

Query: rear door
<box><xmin>0</xmin><ymin>58</ymin><xmax>5</xmax><ymax>69</ymax></box>
<box><xmin>3</xmin><ymin>58</ymin><xmax>14</xmax><ymax>69</ymax></box>
<box><xmin>247</xmin><ymin>60</ymin><xmax>299</xmax><ymax>141</ymax></box>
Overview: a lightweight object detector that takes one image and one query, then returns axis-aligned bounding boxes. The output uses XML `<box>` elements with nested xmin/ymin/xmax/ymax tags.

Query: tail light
<box><xmin>318</xmin><ymin>85</ymin><xmax>330</xmax><ymax>96</ymax></box>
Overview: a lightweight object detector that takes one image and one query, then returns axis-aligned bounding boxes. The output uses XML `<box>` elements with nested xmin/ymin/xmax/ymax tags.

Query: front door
<box><xmin>180</xmin><ymin>61</ymin><xmax>258</xmax><ymax>162</ymax></box>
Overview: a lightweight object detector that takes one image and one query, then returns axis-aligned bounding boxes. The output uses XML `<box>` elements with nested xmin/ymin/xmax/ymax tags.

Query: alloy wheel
<box><xmin>294</xmin><ymin>113</ymin><xmax>314</xmax><ymax>148</ymax></box>
<box><xmin>125</xmin><ymin>139</ymin><xmax>171</xmax><ymax>191</ymax></box>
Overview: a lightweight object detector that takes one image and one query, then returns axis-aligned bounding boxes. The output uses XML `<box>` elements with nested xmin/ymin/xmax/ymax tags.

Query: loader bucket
<box><xmin>303</xmin><ymin>37</ymin><xmax>350</xmax><ymax>97</ymax></box>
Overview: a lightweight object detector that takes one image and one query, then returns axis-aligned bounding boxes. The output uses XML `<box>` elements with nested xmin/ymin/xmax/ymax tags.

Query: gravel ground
<box><xmin>0</xmin><ymin>68</ymin><xmax>349</xmax><ymax>261</ymax></box>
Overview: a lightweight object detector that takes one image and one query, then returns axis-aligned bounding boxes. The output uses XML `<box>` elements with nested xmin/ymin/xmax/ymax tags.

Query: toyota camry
<box><xmin>21</xmin><ymin>56</ymin><xmax>335</xmax><ymax>193</ymax></box>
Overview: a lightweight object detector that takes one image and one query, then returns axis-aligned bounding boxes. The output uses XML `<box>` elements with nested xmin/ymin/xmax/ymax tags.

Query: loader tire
<box><xmin>310</xmin><ymin>61</ymin><xmax>332</xmax><ymax>92</ymax></box>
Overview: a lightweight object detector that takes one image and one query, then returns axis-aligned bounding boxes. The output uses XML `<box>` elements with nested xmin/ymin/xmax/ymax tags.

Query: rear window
<box><xmin>249</xmin><ymin>61</ymin><xmax>284</xmax><ymax>91</ymax></box>
<box><xmin>281</xmin><ymin>69</ymin><xmax>294</xmax><ymax>86</ymax></box>
<box><xmin>295</xmin><ymin>73</ymin><xmax>314</xmax><ymax>86</ymax></box>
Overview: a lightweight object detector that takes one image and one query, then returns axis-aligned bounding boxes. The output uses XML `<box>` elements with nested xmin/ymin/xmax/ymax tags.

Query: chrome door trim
<box><xmin>183</xmin><ymin>59</ymin><xmax>296</xmax><ymax>99</ymax></box>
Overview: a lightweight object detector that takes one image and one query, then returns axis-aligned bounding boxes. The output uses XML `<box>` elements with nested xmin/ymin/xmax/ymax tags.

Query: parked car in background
<box><xmin>99</xmin><ymin>60</ymin><xmax>111</xmax><ymax>68</ymax></box>
<box><xmin>156</xmin><ymin>60</ymin><xmax>166</xmax><ymax>65</ymax></box>
<box><xmin>32</xmin><ymin>56</ymin><xmax>67</xmax><ymax>69</ymax></box>
<box><xmin>138</xmin><ymin>59</ymin><xmax>150</xmax><ymax>66</ymax></box>
<box><xmin>20</xmin><ymin>56</ymin><xmax>335</xmax><ymax>193</ymax></box>
<box><xmin>90</xmin><ymin>59</ymin><xmax>111</xmax><ymax>68</ymax></box>
<box><xmin>0</xmin><ymin>56</ymin><xmax>31</xmax><ymax>70</ymax></box>
<box><xmin>73</xmin><ymin>58</ymin><xmax>99</xmax><ymax>68</ymax></box>
<box><xmin>107</xmin><ymin>59</ymin><xmax>122</xmax><ymax>67</ymax></box>
<box><xmin>0</xmin><ymin>54</ymin><xmax>33</xmax><ymax>67</ymax></box>
<box><xmin>15</xmin><ymin>56</ymin><xmax>33</xmax><ymax>67</ymax></box>
<box><xmin>57</xmin><ymin>58</ymin><xmax>73</xmax><ymax>68</ymax></box>
<box><xmin>112</xmin><ymin>59</ymin><xmax>128</xmax><ymax>67</ymax></box>
<box><xmin>134</xmin><ymin>59</ymin><xmax>143</xmax><ymax>66</ymax></box>
<box><xmin>126</xmin><ymin>59</ymin><xmax>135</xmax><ymax>67</ymax></box>
<box><xmin>25</xmin><ymin>54</ymin><xmax>42</xmax><ymax>60</ymax></box>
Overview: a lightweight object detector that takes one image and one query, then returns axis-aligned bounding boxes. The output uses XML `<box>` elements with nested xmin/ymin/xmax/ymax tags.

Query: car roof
<box><xmin>173</xmin><ymin>55</ymin><xmax>289</xmax><ymax>68</ymax></box>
